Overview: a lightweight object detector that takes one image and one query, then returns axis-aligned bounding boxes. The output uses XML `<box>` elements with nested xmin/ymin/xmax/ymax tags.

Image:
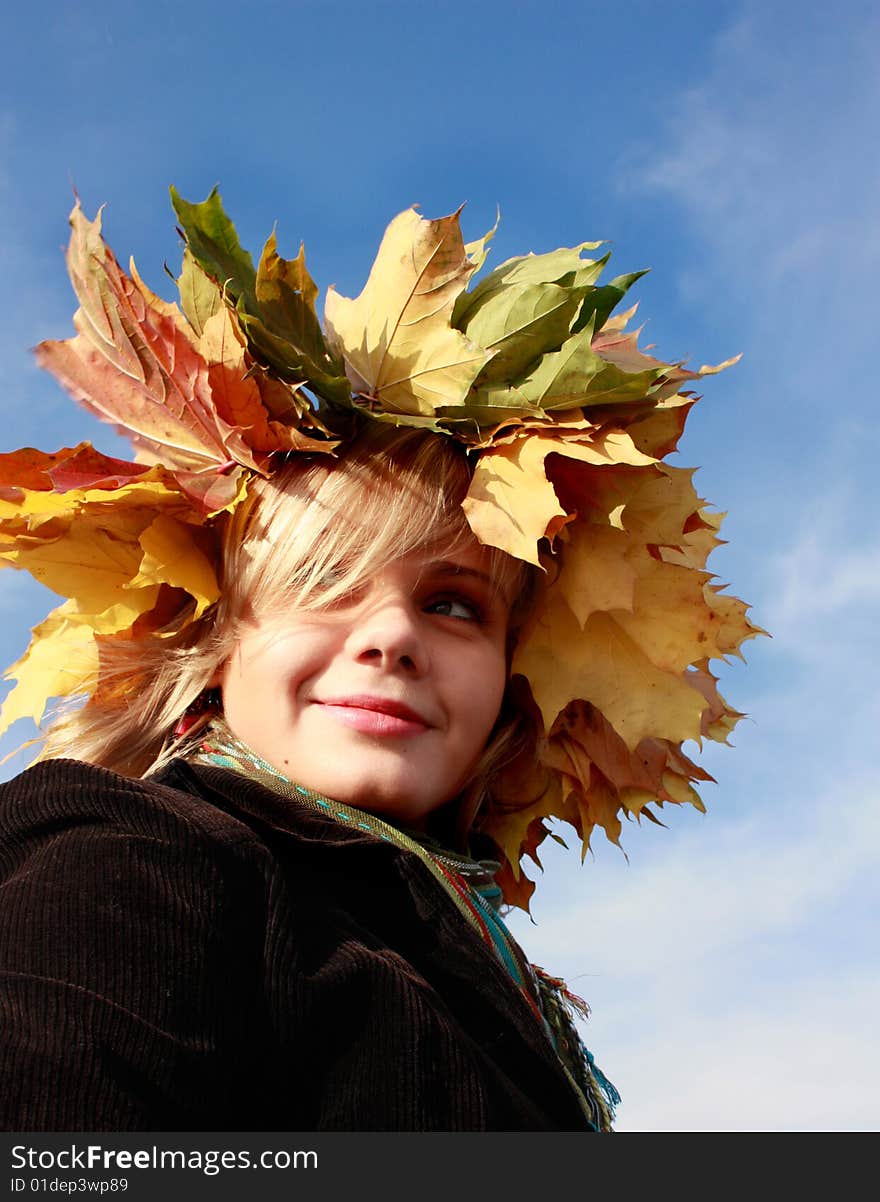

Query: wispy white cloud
<box><xmin>622</xmin><ymin>2</ymin><xmax>880</xmax><ymax>364</ymax></box>
<box><xmin>511</xmin><ymin>777</ymin><xmax>878</xmax><ymax>980</ymax></box>
<box><xmin>608</xmin><ymin>966</ymin><xmax>880</xmax><ymax>1131</ymax></box>
<box><xmin>507</xmin><ymin>774</ymin><xmax>879</xmax><ymax>1131</ymax></box>
<box><xmin>769</xmin><ymin>527</ymin><xmax>880</xmax><ymax>643</ymax></box>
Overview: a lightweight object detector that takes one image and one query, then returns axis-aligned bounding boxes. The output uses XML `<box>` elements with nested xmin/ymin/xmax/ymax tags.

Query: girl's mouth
<box><xmin>316</xmin><ymin>695</ymin><xmax>431</xmax><ymax>736</ymax></box>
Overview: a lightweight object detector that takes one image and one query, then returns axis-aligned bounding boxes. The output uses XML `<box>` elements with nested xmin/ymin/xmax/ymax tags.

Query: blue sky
<box><xmin>2</xmin><ymin>0</ymin><xmax>877</xmax><ymax>1131</ymax></box>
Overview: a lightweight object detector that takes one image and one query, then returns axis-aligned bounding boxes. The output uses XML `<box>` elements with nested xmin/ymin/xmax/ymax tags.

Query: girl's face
<box><xmin>219</xmin><ymin>538</ymin><xmax>511</xmax><ymax>827</ymax></box>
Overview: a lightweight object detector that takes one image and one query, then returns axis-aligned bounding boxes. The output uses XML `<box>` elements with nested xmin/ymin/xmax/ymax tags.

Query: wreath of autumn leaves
<box><xmin>0</xmin><ymin>189</ymin><xmax>764</xmax><ymax>909</ymax></box>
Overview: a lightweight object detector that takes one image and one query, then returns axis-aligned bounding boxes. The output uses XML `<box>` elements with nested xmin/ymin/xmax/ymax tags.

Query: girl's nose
<box><xmin>345</xmin><ymin>594</ymin><xmax>430</xmax><ymax>675</ymax></box>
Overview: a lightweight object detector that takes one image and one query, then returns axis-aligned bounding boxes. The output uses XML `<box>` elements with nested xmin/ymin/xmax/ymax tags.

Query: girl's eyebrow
<box><xmin>426</xmin><ymin>559</ymin><xmax>513</xmax><ymax>608</ymax></box>
<box><xmin>427</xmin><ymin>559</ymin><xmax>494</xmax><ymax>587</ymax></box>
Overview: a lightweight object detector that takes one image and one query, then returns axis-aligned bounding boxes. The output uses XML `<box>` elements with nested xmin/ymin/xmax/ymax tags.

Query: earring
<box><xmin>172</xmin><ymin>686</ymin><xmax>222</xmax><ymax>738</ymax></box>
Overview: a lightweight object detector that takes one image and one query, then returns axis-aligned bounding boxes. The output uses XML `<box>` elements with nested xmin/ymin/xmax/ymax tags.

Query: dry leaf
<box><xmin>513</xmin><ymin>596</ymin><xmax>707</xmax><ymax>752</ymax></box>
<box><xmin>0</xmin><ymin>602</ymin><xmax>98</xmax><ymax>736</ymax></box>
<box><xmin>324</xmin><ymin>207</ymin><xmax>491</xmax><ymax>415</ymax></box>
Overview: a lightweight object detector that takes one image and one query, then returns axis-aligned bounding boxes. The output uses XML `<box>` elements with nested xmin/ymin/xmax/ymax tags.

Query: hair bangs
<box><xmin>221</xmin><ymin>426</ymin><xmax>528</xmax><ymax>627</ymax></box>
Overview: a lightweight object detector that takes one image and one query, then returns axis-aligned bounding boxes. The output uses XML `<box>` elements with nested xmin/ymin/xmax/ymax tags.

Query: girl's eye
<box><xmin>425</xmin><ymin>595</ymin><xmax>483</xmax><ymax>622</ymax></box>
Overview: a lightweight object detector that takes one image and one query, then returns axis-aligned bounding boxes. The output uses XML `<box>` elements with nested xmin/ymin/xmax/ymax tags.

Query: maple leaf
<box><xmin>0</xmin><ymin>454</ymin><xmax>189</xmax><ymax>529</ymax></box>
<box><xmin>447</xmin><ymin>245</ymin><xmax>663</xmax><ymax>431</ymax></box>
<box><xmin>0</xmin><ymin>467</ymin><xmax>218</xmax><ymax>627</ymax></box>
<box><xmin>456</xmin><ymin>275</ymin><xmax>594</xmax><ymax>389</ymax></box>
<box><xmin>0</xmin><ymin>459</ymin><xmax>224</xmax><ymax>738</ymax></box>
<box><xmin>170</xmin><ymin>187</ymin><xmax>350</xmax><ymax>406</ymax></box>
<box><xmin>198</xmin><ymin>307</ymin><xmax>332</xmax><ymax>455</ymax></box>
<box><xmin>513</xmin><ymin>595</ymin><xmax>708</xmax><ymax>752</ymax></box>
<box><xmin>453</xmin><ymin>242</ymin><xmax>626</xmax><ymax>400</ymax></box>
<box><xmin>323</xmin><ymin>207</ymin><xmax>491</xmax><ymax>416</ymax></box>
<box><xmin>687</xmin><ymin>661</ymin><xmax>745</xmax><ymax>743</ymax></box>
<box><xmin>2</xmin><ymin>504</ymin><xmax>161</xmax><ymax>617</ymax></box>
<box><xmin>462</xmin><ymin>210</ymin><xmax>499</xmax><ymax>274</ymax></box>
<box><xmin>35</xmin><ymin>202</ymin><xmax>264</xmax><ymax>512</ymax></box>
<box><xmin>483</xmin><ymin>699</ymin><xmax>721</xmax><ymax>882</ymax></box>
<box><xmin>453</xmin><ymin>243</ymin><xmax>606</xmax><ymax>329</ymax></box>
<box><xmin>176</xmin><ymin>247</ymin><xmax>223</xmax><ymax>336</ymax></box>
<box><xmin>0</xmin><ymin>602</ymin><xmax>99</xmax><ymax>737</ymax></box>
<box><xmin>570</xmin><ymin>270</ymin><xmax>649</xmax><ymax>336</ymax></box>
<box><xmin>591</xmin><ymin>312</ymin><xmax>741</xmax><ymax>402</ymax></box>
<box><xmin>499</xmin><ymin>325</ymin><xmax>672</xmax><ymax>411</ymax></box>
<box><xmin>613</xmin><ymin>553</ymin><xmax>729</xmax><ymax>674</ymax></box>
<box><xmin>554</xmin><ymin>524</ymin><xmax>638</xmax><ymax>623</ymax></box>
<box><xmin>463</xmin><ymin>426</ymin><xmax>655</xmax><ymax>564</ymax></box>
<box><xmin>127</xmin><ymin>514</ymin><xmax>219</xmax><ymax>619</ymax></box>
<box><xmin>34</xmin><ymin>202</ymin><xmax>338</xmax><ymax>514</ymax></box>
<box><xmin>477</xmin><ymin>436</ymin><xmax>763</xmax><ymax>900</ymax></box>
<box><xmin>461</xmin><ymin>435</ymin><xmax>567</xmax><ymax>565</ymax></box>
<box><xmin>0</xmin><ymin>444</ymin><xmax>152</xmax><ymax>499</ymax></box>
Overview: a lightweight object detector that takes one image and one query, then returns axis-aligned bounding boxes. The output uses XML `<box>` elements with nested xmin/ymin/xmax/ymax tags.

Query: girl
<box><xmin>0</xmin><ymin>190</ymin><xmax>758</xmax><ymax>1132</ymax></box>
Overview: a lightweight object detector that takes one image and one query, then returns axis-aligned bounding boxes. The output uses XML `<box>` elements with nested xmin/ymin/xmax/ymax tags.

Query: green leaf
<box><xmin>245</xmin><ymin>232</ymin><xmax>350</xmax><ymax>403</ymax></box>
<box><xmin>453</xmin><ymin>241</ymin><xmax>605</xmax><ymax>326</ymax></box>
<box><xmin>475</xmin><ymin>328</ymin><xmax>669</xmax><ymax>412</ymax></box>
<box><xmin>170</xmin><ymin>185</ymin><xmax>257</xmax><ymax>305</ymax></box>
<box><xmin>458</xmin><ymin>282</ymin><xmax>588</xmax><ymax>385</ymax></box>
<box><xmin>435</xmin><ymin>399</ymin><xmax>545</xmax><ymax>432</ymax></box>
<box><xmin>238</xmin><ymin>308</ymin><xmax>350</xmax><ymax>404</ymax></box>
<box><xmin>176</xmin><ymin>249</ymin><xmax>223</xmax><ymax>336</ymax></box>
<box><xmin>170</xmin><ymin>186</ymin><xmax>350</xmax><ymax>406</ymax></box>
<box><xmin>571</xmin><ymin>270</ymin><xmax>648</xmax><ymax>336</ymax></box>
<box><xmin>351</xmin><ymin>405</ymin><xmax>447</xmax><ymax>432</ymax></box>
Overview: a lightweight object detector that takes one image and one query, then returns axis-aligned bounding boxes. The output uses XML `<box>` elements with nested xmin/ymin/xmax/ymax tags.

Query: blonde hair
<box><xmin>41</xmin><ymin>425</ymin><xmax>537</xmax><ymax>828</ymax></box>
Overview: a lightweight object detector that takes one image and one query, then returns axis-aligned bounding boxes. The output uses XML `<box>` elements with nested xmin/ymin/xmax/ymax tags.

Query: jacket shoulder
<box><xmin>0</xmin><ymin>756</ymin><xmax>279</xmax><ymax>866</ymax></box>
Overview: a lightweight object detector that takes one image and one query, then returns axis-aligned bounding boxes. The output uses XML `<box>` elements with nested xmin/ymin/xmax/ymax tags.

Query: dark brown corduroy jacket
<box><xmin>0</xmin><ymin>757</ymin><xmax>593</xmax><ymax>1131</ymax></box>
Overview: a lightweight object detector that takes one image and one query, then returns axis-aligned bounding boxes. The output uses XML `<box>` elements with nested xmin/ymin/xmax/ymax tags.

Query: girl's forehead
<box><xmin>409</xmin><ymin>536</ymin><xmax>494</xmax><ymax>569</ymax></box>
<box><xmin>406</xmin><ymin>537</ymin><xmax>510</xmax><ymax>581</ymax></box>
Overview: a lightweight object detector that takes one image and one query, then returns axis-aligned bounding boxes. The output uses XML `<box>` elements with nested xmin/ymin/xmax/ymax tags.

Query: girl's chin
<box><xmin>290</xmin><ymin>764</ymin><xmax>454</xmax><ymax>827</ymax></box>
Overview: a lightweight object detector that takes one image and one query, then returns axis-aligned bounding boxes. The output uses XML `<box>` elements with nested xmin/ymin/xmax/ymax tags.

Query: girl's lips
<box><xmin>316</xmin><ymin>697</ymin><xmax>431</xmax><ymax>737</ymax></box>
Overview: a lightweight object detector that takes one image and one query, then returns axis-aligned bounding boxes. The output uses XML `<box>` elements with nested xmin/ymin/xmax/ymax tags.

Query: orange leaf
<box><xmin>33</xmin><ymin>202</ymin><xmax>301</xmax><ymax>514</ymax></box>
<box><xmin>0</xmin><ymin>443</ymin><xmax>151</xmax><ymax>499</ymax></box>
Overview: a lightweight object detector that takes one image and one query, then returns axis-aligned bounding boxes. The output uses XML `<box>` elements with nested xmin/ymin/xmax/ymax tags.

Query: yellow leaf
<box><xmin>615</xmin><ymin>553</ymin><xmax>728</xmax><ymax>673</ymax></box>
<box><xmin>84</xmin><ymin>595</ymin><xmax>162</xmax><ymax>635</ymax></box>
<box><xmin>0</xmin><ymin>603</ymin><xmax>98</xmax><ymax>736</ymax></box>
<box><xmin>554</xmin><ymin>523</ymin><xmax>637</xmax><ymax>624</ymax></box>
<box><xmin>463</xmin><ymin>427</ymin><xmax>655</xmax><ymax>563</ymax></box>
<box><xmin>513</xmin><ymin>597</ymin><xmax>706</xmax><ymax>751</ymax></box>
<box><xmin>617</xmin><ymin>466</ymin><xmax>704</xmax><ymax>547</ymax></box>
<box><xmin>129</xmin><ymin>514</ymin><xmax>220</xmax><ymax>617</ymax></box>
<box><xmin>703</xmin><ymin>583</ymin><xmax>768</xmax><ymax>658</ymax></box>
<box><xmin>0</xmin><ymin>469</ymin><xmax>217</xmax><ymax>629</ymax></box>
<box><xmin>659</xmin><ymin>510</ymin><xmax>725</xmax><ymax>570</ymax></box>
<box><xmin>492</xmin><ymin>774</ymin><xmax>564</xmax><ymax>886</ymax></box>
<box><xmin>463</xmin><ymin>208</ymin><xmax>499</xmax><ymax>273</ymax></box>
<box><xmin>660</xmin><ymin>770</ymin><xmax>704</xmax><ymax>808</ymax></box>
<box><xmin>627</xmin><ymin>394</ymin><xmax>695</xmax><ymax>457</ymax></box>
<box><xmin>324</xmin><ymin>207</ymin><xmax>491</xmax><ymax>415</ymax></box>
<box><xmin>0</xmin><ymin>468</ymin><xmax>188</xmax><ymax>523</ymax></box>
<box><xmin>0</xmin><ymin>512</ymin><xmax>151</xmax><ymax>614</ymax></box>
<box><xmin>687</xmin><ymin>663</ymin><xmax>744</xmax><ymax>745</ymax></box>
<box><xmin>463</xmin><ymin>436</ymin><xmax>565</xmax><ymax>565</ymax></box>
